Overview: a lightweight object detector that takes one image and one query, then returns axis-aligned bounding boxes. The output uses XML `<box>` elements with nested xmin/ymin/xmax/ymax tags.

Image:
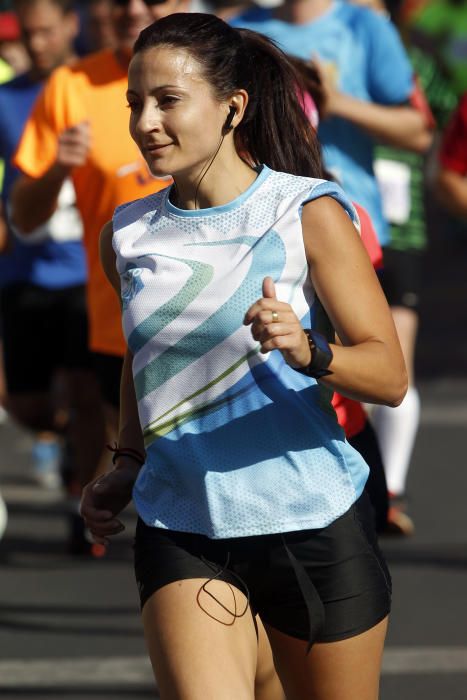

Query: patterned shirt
<box><xmin>113</xmin><ymin>166</ymin><xmax>369</xmax><ymax>538</ymax></box>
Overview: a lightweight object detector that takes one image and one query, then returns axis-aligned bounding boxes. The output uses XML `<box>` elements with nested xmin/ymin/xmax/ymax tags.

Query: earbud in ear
<box><xmin>223</xmin><ymin>106</ymin><xmax>236</xmax><ymax>133</ymax></box>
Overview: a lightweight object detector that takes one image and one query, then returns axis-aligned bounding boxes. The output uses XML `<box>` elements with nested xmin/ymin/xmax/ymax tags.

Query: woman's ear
<box><xmin>224</xmin><ymin>90</ymin><xmax>249</xmax><ymax>132</ymax></box>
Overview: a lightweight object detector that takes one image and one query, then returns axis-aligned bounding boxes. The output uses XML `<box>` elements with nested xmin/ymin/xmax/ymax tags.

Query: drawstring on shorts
<box><xmin>281</xmin><ymin>535</ymin><xmax>325</xmax><ymax>653</ymax></box>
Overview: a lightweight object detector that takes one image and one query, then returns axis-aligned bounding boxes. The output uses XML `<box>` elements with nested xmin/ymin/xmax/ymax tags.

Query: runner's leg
<box><xmin>142</xmin><ymin>578</ymin><xmax>258</xmax><ymax>700</ymax></box>
<box><xmin>265</xmin><ymin>616</ymin><xmax>388</xmax><ymax>700</ymax></box>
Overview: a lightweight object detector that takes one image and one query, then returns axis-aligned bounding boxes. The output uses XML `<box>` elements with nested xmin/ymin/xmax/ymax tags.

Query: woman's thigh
<box><xmin>254</xmin><ymin>617</ymin><xmax>285</xmax><ymax>700</ymax></box>
<box><xmin>265</xmin><ymin>616</ymin><xmax>388</xmax><ymax>700</ymax></box>
<box><xmin>142</xmin><ymin>578</ymin><xmax>258</xmax><ymax>700</ymax></box>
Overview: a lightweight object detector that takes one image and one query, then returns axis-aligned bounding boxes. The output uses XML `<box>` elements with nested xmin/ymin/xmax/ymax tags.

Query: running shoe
<box><xmin>31</xmin><ymin>438</ymin><xmax>62</xmax><ymax>490</ymax></box>
<box><xmin>385</xmin><ymin>493</ymin><xmax>415</xmax><ymax>536</ymax></box>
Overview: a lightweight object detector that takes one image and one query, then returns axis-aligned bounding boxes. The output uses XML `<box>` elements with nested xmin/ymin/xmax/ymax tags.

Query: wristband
<box><xmin>107</xmin><ymin>443</ymin><xmax>145</xmax><ymax>467</ymax></box>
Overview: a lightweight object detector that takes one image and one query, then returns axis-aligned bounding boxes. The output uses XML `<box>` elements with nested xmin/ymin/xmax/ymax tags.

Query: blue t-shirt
<box><xmin>0</xmin><ymin>73</ymin><xmax>87</xmax><ymax>289</ymax></box>
<box><xmin>232</xmin><ymin>1</ymin><xmax>414</xmax><ymax>245</ymax></box>
<box><xmin>113</xmin><ymin>166</ymin><xmax>369</xmax><ymax>538</ymax></box>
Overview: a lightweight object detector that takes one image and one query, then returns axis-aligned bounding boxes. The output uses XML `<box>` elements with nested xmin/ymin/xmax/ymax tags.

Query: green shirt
<box><xmin>375</xmin><ymin>46</ymin><xmax>457</xmax><ymax>251</ymax></box>
<box><xmin>412</xmin><ymin>0</ymin><xmax>467</xmax><ymax>97</ymax></box>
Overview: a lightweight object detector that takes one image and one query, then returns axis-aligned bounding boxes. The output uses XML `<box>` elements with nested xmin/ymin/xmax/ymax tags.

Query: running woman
<box><xmin>81</xmin><ymin>14</ymin><xmax>407</xmax><ymax>699</ymax></box>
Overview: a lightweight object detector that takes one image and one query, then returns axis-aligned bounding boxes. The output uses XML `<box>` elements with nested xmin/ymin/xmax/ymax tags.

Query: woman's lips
<box><xmin>145</xmin><ymin>143</ymin><xmax>172</xmax><ymax>155</ymax></box>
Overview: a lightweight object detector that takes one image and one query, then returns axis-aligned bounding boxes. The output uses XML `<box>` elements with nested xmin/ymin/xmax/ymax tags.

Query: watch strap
<box><xmin>296</xmin><ymin>329</ymin><xmax>333</xmax><ymax>379</ymax></box>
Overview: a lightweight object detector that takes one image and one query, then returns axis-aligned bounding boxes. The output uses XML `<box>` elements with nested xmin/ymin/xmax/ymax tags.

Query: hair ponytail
<box><xmin>234</xmin><ymin>29</ymin><xmax>323</xmax><ymax>178</ymax></box>
<box><xmin>133</xmin><ymin>13</ymin><xmax>323</xmax><ymax>178</ymax></box>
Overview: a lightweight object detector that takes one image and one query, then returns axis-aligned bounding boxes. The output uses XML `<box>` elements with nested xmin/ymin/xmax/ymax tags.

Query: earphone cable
<box><xmin>194</xmin><ymin>132</ymin><xmax>225</xmax><ymax>210</ymax></box>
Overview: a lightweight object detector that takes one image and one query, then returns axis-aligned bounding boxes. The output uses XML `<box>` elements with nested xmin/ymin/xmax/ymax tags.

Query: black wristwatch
<box><xmin>296</xmin><ymin>329</ymin><xmax>333</xmax><ymax>379</ymax></box>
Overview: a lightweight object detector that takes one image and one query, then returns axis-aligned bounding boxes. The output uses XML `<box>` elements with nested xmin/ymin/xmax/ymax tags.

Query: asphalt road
<box><xmin>0</xmin><ymin>378</ymin><xmax>466</xmax><ymax>700</ymax></box>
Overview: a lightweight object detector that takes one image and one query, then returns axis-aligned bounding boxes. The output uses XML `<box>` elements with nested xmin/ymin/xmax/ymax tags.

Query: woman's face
<box><xmin>127</xmin><ymin>46</ymin><xmax>229</xmax><ymax>179</ymax></box>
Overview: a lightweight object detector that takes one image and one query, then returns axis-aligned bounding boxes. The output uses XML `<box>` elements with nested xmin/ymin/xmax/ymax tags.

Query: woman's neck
<box><xmin>172</xmin><ymin>151</ymin><xmax>258</xmax><ymax>211</ymax></box>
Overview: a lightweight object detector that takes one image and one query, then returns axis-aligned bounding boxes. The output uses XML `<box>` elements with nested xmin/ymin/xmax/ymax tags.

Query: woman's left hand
<box><xmin>244</xmin><ymin>277</ymin><xmax>311</xmax><ymax>369</ymax></box>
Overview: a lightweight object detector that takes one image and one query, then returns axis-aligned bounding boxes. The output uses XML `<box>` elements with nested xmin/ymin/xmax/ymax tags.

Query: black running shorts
<box><xmin>90</xmin><ymin>351</ymin><xmax>124</xmax><ymax>409</ymax></box>
<box><xmin>379</xmin><ymin>248</ymin><xmax>423</xmax><ymax>311</ymax></box>
<box><xmin>134</xmin><ymin>491</ymin><xmax>391</xmax><ymax>645</ymax></box>
<box><xmin>0</xmin><ymin>283</ymin><xmax>91</xmax><ymax>394</ymax></box>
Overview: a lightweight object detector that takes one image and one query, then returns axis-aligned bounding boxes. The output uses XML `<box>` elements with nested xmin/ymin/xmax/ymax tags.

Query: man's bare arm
<box><xmin>10</xmin><ymin>121</ymin><xmax>91</xmax><ymax>233</ymax></box>
<box><xmin>325</xmin><ymin>92</ymin><xmax>433</xmax><ymax>153</ymax></box>
<box><xmin>436</xmin><ymin>168</ymin><xmax>467</xmax><ymax>219</ymax></box>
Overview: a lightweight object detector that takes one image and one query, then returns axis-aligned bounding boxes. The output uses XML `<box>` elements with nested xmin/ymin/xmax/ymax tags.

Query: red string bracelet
<box><xmin>107</xmin><ymin>443</ymin><xmax>146</xmax><ymax>467</ymax></box>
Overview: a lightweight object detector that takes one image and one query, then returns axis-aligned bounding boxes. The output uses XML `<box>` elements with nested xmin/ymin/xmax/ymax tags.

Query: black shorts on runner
<box><xmin>0</xmin><ymin>282</ymin><xmax>91</xmax><ymax>394</ymax></box>
<box><xmin>379</xmin><ymin>247</ymin><xmax>424</xmax><ymax>311</ymax></box>
<box><xmin>90</xmin><ymin>351</ymin><xmax>124</xmax><ymax>409</ymax></box>
<box><xmin>134</xmin><ymin>491</ymin><xmax>391</xmax><ymax>645</ymax></box>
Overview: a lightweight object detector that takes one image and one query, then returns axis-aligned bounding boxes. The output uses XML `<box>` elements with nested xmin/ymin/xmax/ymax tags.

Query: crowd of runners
<box><xmin>0</xmin><ymin>0</ymin><xmax>465</xmax><ymax>696</ymax></box>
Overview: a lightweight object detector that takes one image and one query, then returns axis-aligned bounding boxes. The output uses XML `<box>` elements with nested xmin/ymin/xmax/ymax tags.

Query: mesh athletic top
<box><xmin>112</xmin><ymin>165</ymin><xmax>369</xmax><ymax>538</ymax></box>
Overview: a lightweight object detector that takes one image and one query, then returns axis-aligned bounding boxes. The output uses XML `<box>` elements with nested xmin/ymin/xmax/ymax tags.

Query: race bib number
<box><xmin>374</xmin><ymin>158</ymin><xmax>411</xmax><ymax>225</ymax></box>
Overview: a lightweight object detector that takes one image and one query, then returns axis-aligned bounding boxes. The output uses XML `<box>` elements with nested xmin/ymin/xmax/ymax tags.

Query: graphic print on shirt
<box><xmin>127</xmin><ymin>255</ymin><xmax>214</xmax><ymax>353</ymax></box>
<box><xmin>128</xmin><ymin>231</ymin><xmax>287</xmax><ymax>445</ymax></box>
<box><xmin>121</xmin><ymin>263</ymin><xmax>145</xmax><ymax>311</ymax></box>
<box><xmin>113</xmin><ymin>167</ymin><xmax>371</xmax><ymax>537</ymax></box>
<box><xmin>114</xmin><ymin>168</ymin><xmax>360</xmax><ymax>451</ymax></box>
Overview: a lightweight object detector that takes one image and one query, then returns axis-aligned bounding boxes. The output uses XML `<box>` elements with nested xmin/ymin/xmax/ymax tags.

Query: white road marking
<box><xmin>2</xmin><ymin>484</ymin><xmax>64</xmax><ymax>504</ymax></box>
<box><xmin>1</xmin><ymin>648</ymin><xmax>467</xmax><ymax>687</ymax></box>
<box><xmin>0</xmin><ymin>656</ymin><xmax>154</xmax><ymax>688</ymax></box>
<box><xmin>383</xmin><ymin>647</ymin><xmax>467</xmax><ymax>674</ymax></box>
<box><xmin>420</xmin><ymin>404</ymin><xmax>467</xmax><ymax>426</ymax></box>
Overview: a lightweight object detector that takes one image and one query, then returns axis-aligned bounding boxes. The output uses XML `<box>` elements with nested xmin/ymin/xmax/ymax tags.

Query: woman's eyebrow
<box><xmin>126</xmin><ymin>84</ymin><xmax>186</xmax><ymax>98</ymax></box>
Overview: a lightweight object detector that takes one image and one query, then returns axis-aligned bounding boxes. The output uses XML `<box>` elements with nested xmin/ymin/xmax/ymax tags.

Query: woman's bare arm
<box><xmin>99</xmin><ymin>219</ymin><xmax>145</xmax><ymax>456</ymax></box>
<box><xmin>303</xmin><ymin>196</ymin><xmax>407</xmax><ymax>406</ymax></box>
<box><xmin>245</xmin><ymin>197</ymin><xmax>407</xmax><ymax>407</ymax></box>
<box><xmin>80</xmin><ymin>221</ymin><xmax>144</xmax><ymax>544</ymax></box>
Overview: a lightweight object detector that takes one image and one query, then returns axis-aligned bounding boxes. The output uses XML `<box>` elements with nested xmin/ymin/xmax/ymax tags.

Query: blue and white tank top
<box><xmin>112</xmin><ymin>165</ymin><xmax>369</xmax><ymax>538</ymax></box>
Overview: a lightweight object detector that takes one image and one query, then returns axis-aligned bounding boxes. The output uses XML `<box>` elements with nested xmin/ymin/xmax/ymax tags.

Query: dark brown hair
<box><xmin>133</xmin><ymin>13</ymin><xmax>323</xmax><ymax>179</ymax></box>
